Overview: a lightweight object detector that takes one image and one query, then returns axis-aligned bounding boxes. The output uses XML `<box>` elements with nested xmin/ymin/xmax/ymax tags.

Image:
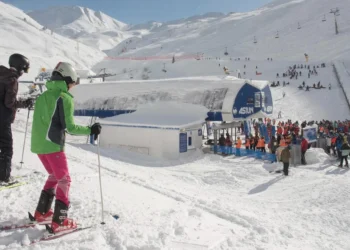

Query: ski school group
<box><xmin>217</xmin><ymin>117</ymin><xmax>350</xmax><ymax>175</ymax></box>
<box><xmin>0</xmin><ymin>53</ymin><xmax>103</xmax><ymax>240</ymax></box>
<box><xmin>253</xmin><ymin>118</ymin><xmax>350</xmax><ymax>168</ymax></box>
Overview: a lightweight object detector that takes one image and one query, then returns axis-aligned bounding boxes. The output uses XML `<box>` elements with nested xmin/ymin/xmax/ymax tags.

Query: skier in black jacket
<box><xmin>0</xmin><ymin>54</ymin><xmax>33</xmax><ymax>183</ymax></box>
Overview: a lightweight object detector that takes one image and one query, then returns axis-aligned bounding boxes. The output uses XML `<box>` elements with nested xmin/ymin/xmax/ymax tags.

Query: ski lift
<box><xmin>322</xmin><ymin>15</ymin><xmax>326</xmax><ymax>22</ymax></box>
<box><xmin>275</xmin><ymin>31</ymin><xmax>279</xmax><ymax>39</ymax></box>
<box><xmin>254</xmin><ymin>36</ymin><xmax>257</xmax><ymax>44</ymax></box>
<box><xmin>162</xmin><ymin>63</ymin><xmax>167</xmax><ymax>73</ymax></box>
<box><xmin>224</xmin><ymin>47</ymin><xmax>229</xmax><ymax>56</ymax></box>
<box><xmin>129</xmin><ymin>71</ymin><xmax>133</xmax><ymax>79</ymax></box>
<box><xmin>298</xmin><ymin>22</ymin><xmax>301</xmax><ymax>29</ymax></box>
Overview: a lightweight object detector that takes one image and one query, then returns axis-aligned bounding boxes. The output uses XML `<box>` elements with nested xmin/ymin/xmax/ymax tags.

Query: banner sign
<box><xmin>303</xmin><ymin>126</ymin><xmax>317</xmax><ymax>143</ymax></box>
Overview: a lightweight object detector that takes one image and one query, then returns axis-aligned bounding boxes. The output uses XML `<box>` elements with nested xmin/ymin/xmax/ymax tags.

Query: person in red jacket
<box><xmin>277</xmin><ymin>126</ymin><xmax>283</xmax><ymax>135</ymax></box>
<box><xmin>301</xmin><ymin>137</ymin><xmax>308</xmax><ymax>165</ymax></box>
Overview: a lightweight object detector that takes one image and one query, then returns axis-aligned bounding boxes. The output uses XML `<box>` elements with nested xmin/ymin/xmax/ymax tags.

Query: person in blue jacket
<box><xmin>335</xmin><ymin>134</ymin><xmax>343</xmax><ymax>160</ymax></box>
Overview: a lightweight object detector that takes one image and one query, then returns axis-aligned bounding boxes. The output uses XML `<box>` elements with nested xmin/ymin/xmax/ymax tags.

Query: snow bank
<box><xmin>305</xmin><ymin>148</ymin><xmax>330</xmax><ymax>165</ymax></box>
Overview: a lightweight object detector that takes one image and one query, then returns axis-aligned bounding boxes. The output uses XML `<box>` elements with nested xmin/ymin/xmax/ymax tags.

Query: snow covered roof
<box><xmin>71</xmin><ymin>76</ymin><xmax>270</xmax><ymax>111</ymax></box>
<box><xmin>212</xmin><ymin>121</ymin><xmax>242</xmax><ymax>130</ymax></box>
<box><xmin>101</xmin><ymin>102</ymin><xmax>208</xmax><ymax>129</ymax></box>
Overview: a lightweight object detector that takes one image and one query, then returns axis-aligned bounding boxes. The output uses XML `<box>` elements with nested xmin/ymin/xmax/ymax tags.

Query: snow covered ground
<box><xmin>1</xmin><ymin>105</ymin><xmax>350</xmax><ymax>250</ymax></box>
<box><xmin>1</xmin><ymin>0</ymin><xmax>350</xmax><ymax>249</ymax></box>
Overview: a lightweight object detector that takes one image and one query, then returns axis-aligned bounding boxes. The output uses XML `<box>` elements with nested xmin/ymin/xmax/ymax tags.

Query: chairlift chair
<box><xmin>224</xmin><ymin>47</ymin><xmax>229</xmax><ymax>56</ymax></box>
<box><xmin>322</xmin><ymin>15</ymin><xmax>326</xmax><ymax>22</ymax></box>
<box><xmin>298</xmin><ymin>23</ymin><xmax>301</xmax><ymax>29</ymax></box>
<box><xmin>275</xmin><ymin>31</ymin><xmax>279</xmax><ymax>39</ymax></box>
<box><xmin>254</xmin><ymin>36</ymin><xmax>257</xmax><ymax>44</ymax></box>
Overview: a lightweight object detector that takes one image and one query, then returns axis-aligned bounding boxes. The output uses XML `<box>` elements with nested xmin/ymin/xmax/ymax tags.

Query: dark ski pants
<box><xmin>301</xmin><ymin>151</ymin><xmax>307</xmax><ymax>165</ymax></box>
<box><xmin>283</xmin><ymin>162</ymin><xmax>289</xmax><ymax>176</ymax></box>
<box><xmin>0</xmin><ymin>148</ymin><xmax>12</xmax><ymax>182</ymax></box>
<box><xmin>0</xmin><ymin>121</ymin><xmax>13</xmax><ymax>182</ymax></box>
<box><xmin>340</xmin><ymin>156</ymin><xmax>348</xmax><ymax>167</ymax></box>
<box><xmin>337</xmin><ymin>150</ymin><xmax>342</xmax><ymax>160</ymax></box>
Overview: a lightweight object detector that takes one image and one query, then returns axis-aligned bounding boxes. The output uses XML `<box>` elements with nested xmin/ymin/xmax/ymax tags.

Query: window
<box><xmin>261</xmin><ymin>92</ymin><xmax>265</xmax><ymax>107</ymax></box>
<box><xmin>255</xmin><ymin>92</ymin><xmax>261</xmax><ymax>108</ymax></box>
<box><xmin>188</xmin><ymin>137</ymin><xmax>192</xmax><ymax>146</ymax></box>
<box><xmin>247</xmin><ymin>97</ymin><xmax>254</xmax><ymax>105</ymax></box>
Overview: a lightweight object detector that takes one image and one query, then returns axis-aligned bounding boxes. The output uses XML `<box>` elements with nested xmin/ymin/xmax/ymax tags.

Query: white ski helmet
<box><xmin>52</xmin><ymin>62</ymin><xmax>80</xmax><ymax>85</ymax></box>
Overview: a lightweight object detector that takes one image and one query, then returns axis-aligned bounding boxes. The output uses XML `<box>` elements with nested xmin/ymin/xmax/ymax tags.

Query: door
<box><xmin>187</xmin><ymin>131</ymin><xmax>195</xmax><ymax>150</ymax></box>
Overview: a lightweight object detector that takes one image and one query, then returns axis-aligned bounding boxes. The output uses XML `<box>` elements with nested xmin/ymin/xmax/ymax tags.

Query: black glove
<box><xmin>25</xmin><ymin>98</ymin><xmax>35</xmax><ymax>109</ymax></box>
<box><xmin>90</xmin><ymin>123</ymin><xmax>102</xmax><ymax>140</ymax></box>
<box><xmin>16</xmin><ymin>98</ymin><xmax>35</xmax><ymax>109</ymax></box>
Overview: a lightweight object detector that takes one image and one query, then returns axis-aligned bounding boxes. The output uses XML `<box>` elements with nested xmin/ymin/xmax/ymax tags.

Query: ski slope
<box><xmin>1</xmin><ymin>0</ymin><xmax>350</xmax><ymax>249</ymax></box>
<box><xmin>1</xmin><ymin>103</ymin><xmax>350</xmax><ymax>250</ymax></box>
<box><xmin>100</xmin><ymin>0</ymin><xmax>350</xmax><ymax>61</ymax></box>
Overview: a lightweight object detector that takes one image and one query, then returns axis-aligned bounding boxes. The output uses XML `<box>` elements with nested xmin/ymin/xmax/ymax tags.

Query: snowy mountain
<box><xmin>0</xmin><ymin>2</ymin><xmax>106</xmax><ymax>81</ymax></box>
<box><xmin>129</xmin><ymin>21</ymin><xmax>163</xmax><ymax>31</ymax></box>
<box><xmin>102</xmin><ymin>0</ymin><xmax>349</xmax><ymax>61</ymax></box>
<box><xmin>27</xmin><ymin>6</ymin><xmax>128</xmax><ymax>50</ymax></box>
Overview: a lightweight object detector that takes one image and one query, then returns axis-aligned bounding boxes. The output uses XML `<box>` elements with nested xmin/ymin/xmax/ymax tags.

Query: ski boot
<box><xmin>50</xmin><ymin>200</ymin><xmax>77</xmax><ymax>234</ymax></box>
<box><xmin>33</xmin><ymin>189</ymin><xmax>55</xmax><ymax>224</ymax></box>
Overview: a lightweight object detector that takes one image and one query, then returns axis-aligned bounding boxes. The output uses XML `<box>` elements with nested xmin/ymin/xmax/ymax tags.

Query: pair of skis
<box><xmin>0</xmin><ymin>173</ymin><xmax>41</xmax><ymax>191</ymax></box>
<box><xmin>0</xmin><ymin>180</ymin><xmax>27</xmax><ymax>191</ymax></box>
<box><xmin>0</xmin><ymin>212</ymin><xmax>90</xmax><ymax>245</ymax></box>
<box><xmin>0</xmin><ymin>212</ymin><xmax>119</xmax><ymax>245</ymax></box>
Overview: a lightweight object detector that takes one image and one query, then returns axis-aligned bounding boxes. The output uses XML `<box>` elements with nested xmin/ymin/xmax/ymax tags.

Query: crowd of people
<box><xmin>216</xmin><ymin>117</ymin><xmax>350</xmax><ymax>175</ymax></box>
<box><xmin>270</xmin><ymin>63</ymin><xmax>332</xmax><ymax>92</ymax></box>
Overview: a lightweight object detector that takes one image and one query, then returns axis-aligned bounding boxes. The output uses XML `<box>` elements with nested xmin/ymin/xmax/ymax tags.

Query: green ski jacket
<box><xmin>31</xmin><ymin>80</ymin><xmax>91</xmax><ymax>154</ymax></box>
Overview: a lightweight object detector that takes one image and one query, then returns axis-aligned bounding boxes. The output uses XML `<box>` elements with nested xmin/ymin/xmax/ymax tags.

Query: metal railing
<box><xmin>211</xmin><ymin>146</ymin><xmax>277</xmax><ymax>162</ymax></box>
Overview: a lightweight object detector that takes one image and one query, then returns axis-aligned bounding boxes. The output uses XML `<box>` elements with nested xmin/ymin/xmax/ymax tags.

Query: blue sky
<box><xmin>3</xmin><ymin>0</ymin><xmax>273</xmax><ymax>24</ymax></box>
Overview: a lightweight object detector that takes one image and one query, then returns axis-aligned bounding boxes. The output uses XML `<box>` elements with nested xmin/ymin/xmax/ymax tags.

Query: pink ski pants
<box><xmin>38</xmin><ymin>152</ymin><xmax>71</xmax><ymax>206</ymax></box>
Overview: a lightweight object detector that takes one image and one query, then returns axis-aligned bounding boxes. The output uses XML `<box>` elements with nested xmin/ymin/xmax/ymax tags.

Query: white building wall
<box><xmin>161</xmin><ymin>130</ymin><xmax>180</xmax><ymax>159</ymax></box>
<box><xmin>100</xmin><ymin>125</ymin><xmax>182</xmax><ymax>159</ymax></box>
<box><xmin>100</xmin><ymin>123</ymin><xmax>203</xmax><ymax>159</ymax></box>
<box><xmin>183</xmin><ymin>124</ymin><xmax>203</xmax><ymax>150</ymax></box>
<box><xmin>100</xmin><ymin>125</ymin><xmax>153</xmax><ymax>155</ymax></box>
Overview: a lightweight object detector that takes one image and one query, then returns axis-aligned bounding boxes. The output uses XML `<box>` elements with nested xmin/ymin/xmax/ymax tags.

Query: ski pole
<box><xmin>20</xmin><ymin>108</ymin><xmax>31</xmax><ymax>168</ymax></box>
<box><xmin>96</xmin><ymin>136</ymin><xmax>105</xmax><ymax>225</ymax></box>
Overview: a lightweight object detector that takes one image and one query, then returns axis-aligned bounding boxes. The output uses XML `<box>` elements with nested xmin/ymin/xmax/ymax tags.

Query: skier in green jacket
<box><xmin>31</xmin><ymin>62</ymin><xmax>101</xmax><ymax>234</ymax></box>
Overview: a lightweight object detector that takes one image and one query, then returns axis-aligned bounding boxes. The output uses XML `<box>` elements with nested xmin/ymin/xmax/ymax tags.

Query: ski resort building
<box><xmin>99</xmin><ymin>103</ymin><xmax>207</xmax><ymax>159</ymax></box>
<box><xmin>72</xmin><ymin>76</ymin><xmax>274</xmax><ymax>121</ymax></box>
